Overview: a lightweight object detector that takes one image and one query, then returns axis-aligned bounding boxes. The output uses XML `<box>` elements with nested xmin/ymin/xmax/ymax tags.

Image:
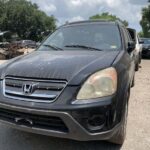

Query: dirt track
<box><xmin>0</xmin><ymin>59</ymin><xmax>149</xmax><ymax>150</ymax></box>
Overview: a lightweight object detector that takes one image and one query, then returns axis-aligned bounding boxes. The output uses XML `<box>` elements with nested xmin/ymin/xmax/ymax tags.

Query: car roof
<box><xmin>61</xmin><ymin>20</ymin><xmax>125</xmax><ymax>28</ymax></box>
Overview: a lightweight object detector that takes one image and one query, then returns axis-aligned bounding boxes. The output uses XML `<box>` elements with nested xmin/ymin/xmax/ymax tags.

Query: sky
<box><xmin>30</xmin><ymin>0</ymin><xmax>148</xmax><ymax>31</ymax></box>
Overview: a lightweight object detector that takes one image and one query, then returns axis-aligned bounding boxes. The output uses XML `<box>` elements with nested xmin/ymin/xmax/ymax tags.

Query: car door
<box><xmin>122</xmin><ymin>27</ymin><xmax>135</xmax><ymax>84</ymax></box>
<box><xmin>127</xmin><ymin>28</ymin><xmax>139</xmax><ymax>62</ymax></box>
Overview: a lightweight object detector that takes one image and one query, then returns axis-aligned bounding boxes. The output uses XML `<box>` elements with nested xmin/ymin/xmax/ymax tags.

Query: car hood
<box><xmin>0</xmin><ymin>50</ymin><xmax>120</xmax><ymax>85</ymax></box>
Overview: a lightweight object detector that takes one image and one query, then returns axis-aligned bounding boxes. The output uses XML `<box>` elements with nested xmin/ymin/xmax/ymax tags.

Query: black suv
<box><xmin>140</xmin><ymin>38</ymin><xmax>150</xmax><ymax>58</ymax></box>
<box><xmin>0</xmin><ymin>20</ymin><xmax>136</xmax><ymax>145</ymax></box>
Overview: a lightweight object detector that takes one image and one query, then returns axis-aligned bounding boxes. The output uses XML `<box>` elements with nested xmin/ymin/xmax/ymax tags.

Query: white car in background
<box><xmin>127</xmin><ymin>28</ymin><xmax>143</xmax><ymax>71</ymax></box>
<box><xmin>140</xmin><ymin>38</ymin><xmax>150</xmax><ymax>58</ymax></box>
<box><xmin>135</xmin><ymin>34</ymin><xmax>143</xmax><ymax>63</ymax></box>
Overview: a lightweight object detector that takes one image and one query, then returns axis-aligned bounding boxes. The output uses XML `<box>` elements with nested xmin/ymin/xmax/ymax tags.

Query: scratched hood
<box><xmin>0</xmin><ymin>50</ymin><xmax>120</xmax><ymax>85</ymax></box>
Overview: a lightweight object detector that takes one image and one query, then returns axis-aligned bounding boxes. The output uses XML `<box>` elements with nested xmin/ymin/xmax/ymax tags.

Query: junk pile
<box><xmin>0</xmin><ymin>43</ymin><xmax>34</xmax><ymax>60</ymax></box>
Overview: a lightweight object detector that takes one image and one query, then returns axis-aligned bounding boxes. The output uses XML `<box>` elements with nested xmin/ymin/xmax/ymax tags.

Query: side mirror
<box><xmin>128</xmin><ymin>41</ymin><xmax>136</xmax><ymax>52</ymax></box>
<box><xmin>139</xmin><ymin>40</ymin><xmax>144</xmax><ymax>44</ymax></box>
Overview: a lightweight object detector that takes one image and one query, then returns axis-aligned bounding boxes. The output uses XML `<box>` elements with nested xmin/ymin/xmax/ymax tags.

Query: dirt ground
<box><xmin>0</xmin><ymin>59</ymin><xmax>149</xmax><ymax>150</ymax></box>
<box><xmin>122</xmin><ymin>59</ymin><xmax>150</xmax><ymax>150</ymax></box>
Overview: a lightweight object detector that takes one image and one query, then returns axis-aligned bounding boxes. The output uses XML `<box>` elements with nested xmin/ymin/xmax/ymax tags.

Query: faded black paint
<box><xmin>0</xmin><ymin>50</ymin><xmax>119</xmax><ymax>85</ymax></box>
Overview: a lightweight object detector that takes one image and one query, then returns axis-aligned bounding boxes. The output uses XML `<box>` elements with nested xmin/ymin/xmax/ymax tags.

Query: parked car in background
<box><xmin>140</xmin><ymin>38</ymin><xmax>150</xmax><ymax>58</ymax></box>
<box><xmin>10</xmin><ymin>41</ymin><xmax>22</xmax><ymax>49</ymax></box>
<box><xmin>127</xmin><ymin>28</ymin><xmax>142</xmax><ymax>71</ymax></box>
<box><xmin>10</xmin><ymin>40</ymin><xmax>37</xmax><ymax>49</ymax></box>
<box><xmin>20</xmin><ymin>40</ymin><xmax>36</xmax><ymax>49</ymax></box>
<box><xmin>0</xmin><ymin>20</ymin><xmax>136</xmax><ymax>145</ymax></box>
<box><xmin>135</xmin><ymin>35</ymin><xmax>143</xmax><ymax>66</ymax></box>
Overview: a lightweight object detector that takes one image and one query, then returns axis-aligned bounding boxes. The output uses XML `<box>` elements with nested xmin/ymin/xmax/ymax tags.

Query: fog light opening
<box><xmin>87</xmin><ymin>115</ymin><xmax>106</xmax><ymax>131</ymax></box>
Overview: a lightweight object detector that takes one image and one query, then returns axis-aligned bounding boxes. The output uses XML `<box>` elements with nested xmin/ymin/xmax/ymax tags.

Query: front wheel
<box><xmin>139</xmin><ymin>53</ymin><xmax>142</xmax><ymax>64</ymax></box>
<box><xmin>108</xmin><ymin>92</ymin><xmax>129</xmax><ymax>145</ymax></box>
<box><xmin>135</xmin><ymin>62</ymin><xmax>139</xmax><ymax>71</ymax></box>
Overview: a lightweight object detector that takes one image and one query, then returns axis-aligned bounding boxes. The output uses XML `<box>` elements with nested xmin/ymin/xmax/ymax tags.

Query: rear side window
<box><xmin>122</xmin><ymin>28</ymin><xmax>132</xmax><ymax>47</ymax></box>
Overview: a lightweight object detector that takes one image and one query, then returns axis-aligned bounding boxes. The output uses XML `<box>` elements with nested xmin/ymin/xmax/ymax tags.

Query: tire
<box><xmin>139</xmin><ymin>53</ymin><xmax>142</xmax><ymax>64</ymax></box>
<box><xmin>108</xmin><ymin>92</ymin><xmax>129</xmax><ymax>145</ymax></box>
<box><xmin>131</xmin><ymin>75</ymin><xmax>135</xmax><ymax>88</ymax></box>
<box><xmin>135</xmin><ymin>62</ymin><xmax>139</xmax><ymax>71</ymax></box>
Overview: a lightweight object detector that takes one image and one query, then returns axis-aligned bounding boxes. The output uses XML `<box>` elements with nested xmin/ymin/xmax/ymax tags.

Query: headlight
<box><xmin>77</xmin><ymin>67</ymin><xmax>117</xmax><ymax>100</ymax></box>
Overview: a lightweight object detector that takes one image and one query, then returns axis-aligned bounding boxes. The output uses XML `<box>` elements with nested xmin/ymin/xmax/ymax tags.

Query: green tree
<box><xmin>89</xmin><ymin>12</ymin><xmax>128</xmax><ymax>27</ymax></box>
<box><xmin>140</xmin><ymin>1</ymin><xmax>150</xmax><ymax>37</ymax></box>
<box><xmin>0</xmin><ymin>0</ymin><xmax>57</xmax><ymax>41</ymax></box>
<box><xmin>138</xmin><ymin>31</ymin><xmax>144</xmax><ymax>37</ymax></box>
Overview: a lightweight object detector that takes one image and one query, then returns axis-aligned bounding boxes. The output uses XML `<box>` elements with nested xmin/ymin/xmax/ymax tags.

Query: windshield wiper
<box><xmin>65</xmin><ymin>45</ymin><xmax>103</xmax><ymax>51</ymax></box>
<box><xmin>43</xmin><ymin>44</ymin><xmax>63</xmax><ymax>51</ymax></box>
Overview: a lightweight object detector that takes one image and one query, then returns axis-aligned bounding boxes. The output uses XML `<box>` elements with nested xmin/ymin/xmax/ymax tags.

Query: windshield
<box><xmin>38</xmin><ymin>24</ymin><xmax>122</xmax><ymax>51</ymax></box>
<box><xmin>141</xmin><ymin>38</ymin><xmax>150</xmax><ymax>44</ymax></box>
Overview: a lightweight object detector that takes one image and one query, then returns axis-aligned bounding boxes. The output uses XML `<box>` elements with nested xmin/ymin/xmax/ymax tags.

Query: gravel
<box><xmin>0</xmin><ymin>59</ymin><xmax>149</xmax><ymax>150</ymax></box>
<box><xmin>122</xmin><ymin>59</ymin><xmax>150</xmax><ymax>150</ymax></box>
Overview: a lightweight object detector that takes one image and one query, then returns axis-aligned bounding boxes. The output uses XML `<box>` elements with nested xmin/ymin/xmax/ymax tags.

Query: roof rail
<box><xmin>64</xmin><ymin>19</ymin><xmax>126</xmax><ymax>26</ymax></box>
<box><xmin>115</xmin><ymin>20</ymin><xmax>125</xmax><ymax>26</ymax></box>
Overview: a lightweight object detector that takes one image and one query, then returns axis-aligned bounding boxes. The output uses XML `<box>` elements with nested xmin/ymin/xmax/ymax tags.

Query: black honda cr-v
<box><xmin>0</xmin><ymin>20</ymin><xmax>136</xmax><ymax>145</ymax></box>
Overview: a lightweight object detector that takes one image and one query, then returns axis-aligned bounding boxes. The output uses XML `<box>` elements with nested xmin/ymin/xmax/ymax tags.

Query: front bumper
<box><xmin>0</xmin><ymin>102</ymin><xmax>121</xmax><ymax>141</ymax></box>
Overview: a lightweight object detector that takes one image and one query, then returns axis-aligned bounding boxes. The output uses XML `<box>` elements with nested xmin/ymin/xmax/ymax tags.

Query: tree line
<box><xmin>0</xmin><ymin>0</ymin><xmax>56</xmax><ymax>41</ymax></box>
<box><xmin>0</xmin><ymin>0</ymin><xmax>149</xmax><ymax>42</ymax></box>
<box><xmin>140</xmin><ymin>0</ymin><xmax>150</xmax><ymax>37</ymax></box>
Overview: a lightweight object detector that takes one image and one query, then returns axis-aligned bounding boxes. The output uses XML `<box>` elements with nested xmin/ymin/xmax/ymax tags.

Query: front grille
<box><xmin>3</xmin><ymin>77</ymin><xmax>67</xmax><ymax>103</ymax></box>
<box><xmin>0</xmin><ymin>108</ymin><xmax>68</xmax><ymax>132</ymax></box>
